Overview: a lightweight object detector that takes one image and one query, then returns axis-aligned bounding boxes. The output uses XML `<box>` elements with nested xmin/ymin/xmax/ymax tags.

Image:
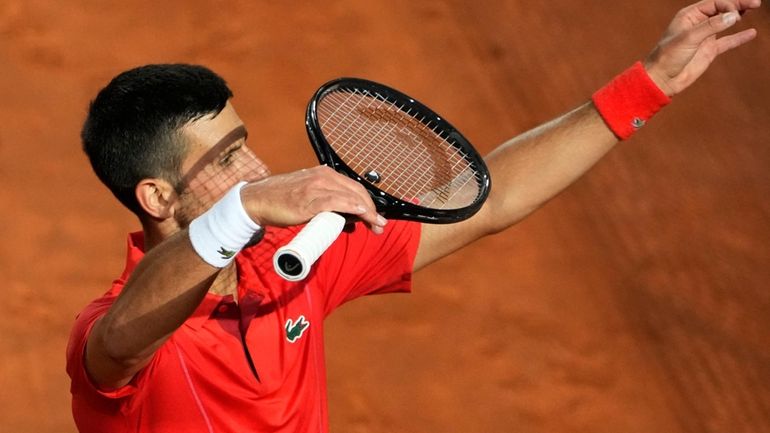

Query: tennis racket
<box><xmin>273</xmin><ymin>78</ymin><xmax>491</xmax><ymax>281</ymax></box>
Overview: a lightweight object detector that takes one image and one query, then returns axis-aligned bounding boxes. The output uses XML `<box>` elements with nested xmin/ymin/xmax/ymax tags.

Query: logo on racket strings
<box><xmin>285</xmin><ymin>315</ymin><xmax>310</xmax><ymax>343</ymax></box>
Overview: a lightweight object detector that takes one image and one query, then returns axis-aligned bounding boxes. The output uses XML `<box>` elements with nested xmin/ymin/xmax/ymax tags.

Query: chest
<box><xmin>171</xmin><ymin>283</ymin><xmax>325</xmax><ymax>397</ymax></box>
<box><xmin>121</xmin><ymin>283</ymin><xmax>329</xmax><ymax>431</ymax></box>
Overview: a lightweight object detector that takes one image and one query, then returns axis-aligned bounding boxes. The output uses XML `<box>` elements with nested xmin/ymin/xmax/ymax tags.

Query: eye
<box><xmin>219</xmin><ymin>152</ymin><xmax>234</xmax><ymax>167</ymax></box>
<box><xmin>218</xmin><ymin>141</ymin><xmax>245</xmax><ymax>168</ymax></box>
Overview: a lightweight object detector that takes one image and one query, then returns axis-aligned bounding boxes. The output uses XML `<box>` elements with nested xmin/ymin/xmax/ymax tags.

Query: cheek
<box><xmin>188</xmin><ymin>163</ymin><xmax>234</xmax><ymax>195</ymax></box>
<box><xmin>173</xmin><ymin>190</ymin><xmax>204</xmax><ymax>227</ymax></box>
<box><xmin>186</xmin><ymin>172</ymin><xmax>242</xmax><ymax>215</ymax></box>
<box><xmin>178</xmin><ymin>173</ymin><xmax>226</xmax><ymax>218</ymax></box>
<box><xmin>179</xmin><ymin>149</ymin><xmax>271</xmax><ymax>213</ymax></box>
<box><xmin>184</xmin><ymin>175</ymin><xmax>215</xmax><ymax>200</ymax></box>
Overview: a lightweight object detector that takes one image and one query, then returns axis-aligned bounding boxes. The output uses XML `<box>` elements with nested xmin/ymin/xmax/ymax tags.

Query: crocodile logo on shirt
<box><xmin>285</xmin><ymin>315</ymin><xmax>310</xmax><ymax>343</ymax></box>
<box><xmin>217</xmin><ymin>246</ymin><xmax>236</xmax><ymax>260</ymax></box>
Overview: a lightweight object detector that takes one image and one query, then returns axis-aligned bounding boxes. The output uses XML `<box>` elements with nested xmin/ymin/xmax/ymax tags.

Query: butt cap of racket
<box><xmin>273</xmin><ymin>211</ymin><xmax>346</xmax><ymax>281</ymax></box>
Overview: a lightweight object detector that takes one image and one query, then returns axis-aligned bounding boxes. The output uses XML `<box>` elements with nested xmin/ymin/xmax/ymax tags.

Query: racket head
<box><xmin>305</xmin><ymin>77</ymin><xmax>490</xmax><ymax>224</ymax></box>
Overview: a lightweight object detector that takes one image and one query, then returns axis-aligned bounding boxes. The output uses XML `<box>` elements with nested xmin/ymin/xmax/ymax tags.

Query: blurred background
<box><xmin>1</xmin><ymin>1</ymin><xmax>768</xmax><ymax>432</ymax></box>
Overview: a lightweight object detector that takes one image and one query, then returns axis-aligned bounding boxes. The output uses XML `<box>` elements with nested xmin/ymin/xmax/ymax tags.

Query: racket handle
<box><xmin>273</xmin><ymin>211</ymin><xmax>347</xmax><ymax>281</ymax></box>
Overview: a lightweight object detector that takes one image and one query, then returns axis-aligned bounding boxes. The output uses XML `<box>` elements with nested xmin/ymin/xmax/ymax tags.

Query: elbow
<box><xmin>95</xmin><ymin>317</ymin><xmax>147</xmax><ymax>369</ymax></box>
<box><xmin>480</xmin><ymin>199</ymin><xmax>539</xmax><ymax>236</ymax></box>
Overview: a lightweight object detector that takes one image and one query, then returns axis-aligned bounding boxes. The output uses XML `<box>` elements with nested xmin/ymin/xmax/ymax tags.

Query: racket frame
<box><xmin>305</xmin><ymin>77</ymin><xmax>491</xmax><ymax>224</ymax></box>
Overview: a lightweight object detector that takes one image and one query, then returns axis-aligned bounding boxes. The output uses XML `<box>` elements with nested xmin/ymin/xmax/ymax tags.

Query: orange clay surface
<box><xmin>1</xmin><ymin>2</ymin><xmax>769</xmax><ymax>432</ymax></box>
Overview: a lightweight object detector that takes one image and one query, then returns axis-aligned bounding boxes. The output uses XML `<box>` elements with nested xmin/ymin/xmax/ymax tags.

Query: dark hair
<box><xmin>81</xmin><ymin>64</ymin><xmax>233</xmax><ymax>215</ymax></box>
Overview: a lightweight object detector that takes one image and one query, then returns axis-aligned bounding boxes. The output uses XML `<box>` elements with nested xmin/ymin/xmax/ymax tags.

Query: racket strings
<box><xmin>324</xmin><ymin>93</ymin><xmax>413</xmax><ymax>171</ymax></box>
<box><xmin>362</xmin><ymin>99</ymin><xmax>468</xmax><ymax>197</ymax></box>
<box><xmin>322</xmin><ymin>98</ymin><xmax>443</xmax><ymax>202</ymax></box>
<box><xmin>317</xmin><ymin>89</ymin><xmax>482</xmax><ymax>209</ymax></box>
<box><xmin>353</xmin><ymin>95</ymin><xmax>472</xmax><ymax>184</ymax></box>
<box><xmin>320</xmin><ymin>91</ymin><xmax>471</xmax><ymax>199</ymax></box>
<box><xmin>324</xmin><ymin>92</ymin><xmax>458</xmax><ymax>179</ymax></box>
<box><xmin>343</xmin><ymin>102</ymin><xmax>446</xmax><ymax>194</ymax></box>
<box><xmin>332</xmin><ymin>101</ymin><xmax>480</xmax><ymax>205</ymax></box>
<box><xmin>422</xmin><ymin>165</ymin><xmax>479</xmax><ymax>208</ymax></box>
<box><xmin>319</xmin><ymin>94</ymin><xmax>442</xmax><ymax>195</ymax></box>
<box><xmin>327</xmin><ymin>95</ymin><xmax>435</xmax><ymax>176</ymax></box>
<box><xmin>327</xmin><ymin>98</ymin><xmax>473</xmax><ymax>207</ymax></box>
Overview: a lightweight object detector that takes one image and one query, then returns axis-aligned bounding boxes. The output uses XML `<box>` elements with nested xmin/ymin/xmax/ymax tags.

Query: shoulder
<box><xmin>65</xmin><ymin>293</ymin><xmax>119</xmax><ymax>392</ymax></box>
<box><xmin>238</xmin><ymin>220</ymin><xmax>420</xmax><ymax>275</ymax></box>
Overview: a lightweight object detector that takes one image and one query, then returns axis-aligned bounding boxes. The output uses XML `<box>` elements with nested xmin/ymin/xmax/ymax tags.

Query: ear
<box><xmin>135</xmin><ymin>178</ymin><xmax>178</xmax><ymax>220</ymax></box>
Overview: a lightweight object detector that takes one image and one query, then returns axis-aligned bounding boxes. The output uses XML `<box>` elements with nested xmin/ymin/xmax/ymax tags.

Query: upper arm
<box><xmin>314</xmin><ymin>220</ymin><xmax>420</xmax><ymax>312</ymax></box>
<box><xmin>77</xmin><ymin>230</ymin><xmax>220</xmax><ymax>391</ymax></box>
<box><xmin>414</xmin><ymin>103</ymin><xmax>619</xmax><ymax>272</ymax></box>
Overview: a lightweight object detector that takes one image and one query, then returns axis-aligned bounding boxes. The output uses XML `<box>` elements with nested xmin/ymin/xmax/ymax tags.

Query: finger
<box><xmin>683</xmin><ymin>27</ymin><xmax>757</xmax><ymax>71</ymax></box>
<box><xmin>306</xmin><ymin>192</ymin><xmax>386</xmax><ymax>232</ymax></box>
<box><xmin>304</xmin><ymin>193</ymin><xmax>364</xmax><ymax>215</ymax></box>
<box><xmin>684</xmin><ymin>11</ymin><xmax>742</xmax><ymax>46</ymax></box>
<box><xmin>303</xmin><ymin>166</ymin><xmax>387</xmax><ymax>232</ymax></box>
<box><xmin>331</xmin><ymin>172</ymin><xmax>375</xmax><ymax>208</ymax></box>
<box><xmin>299</xmin><ymin>166</ymin><xmax>368</xmax><ymax>210</ymax></box>
<box><xmin>347</xmin><ymin>192</ymin><xmax>386</xmax><ymax>232</ymax></box>
<box><xmin>671</xmin><ymin>27</ymin><xmax>756</xmax><ymax>89</ymax></box>
<box><xmin>714</xmin><ymin>28</ymin><xmax>758</xmax><ymax>55</ymax></box>
<box><xmin>321</xmin><ymin>170</ymin><xmax>387</xmax><ymax>228</ymax></box>
<box><xmin>309</xmin><ymin>166</ymin><xmax>373</xmax><ymax>208</ymax></box>
<box><xmin>693</xmin><ymin>0</ymin><xmax>761</xmax><ymax>17</ymax></box>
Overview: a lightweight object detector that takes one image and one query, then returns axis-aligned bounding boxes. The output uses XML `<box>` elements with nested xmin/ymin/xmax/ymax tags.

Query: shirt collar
<box><xmin>115</xmin><ymin>231</ymin><xmax>146</xmax><ymax>285</ymax></box>
<box><xmin>185</xmin><ymin>294</ymin><xmax>232</xmax><ymax>329</ymax></box>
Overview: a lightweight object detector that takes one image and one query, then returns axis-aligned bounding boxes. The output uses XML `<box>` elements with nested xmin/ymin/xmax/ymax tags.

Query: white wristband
<box><xmin>188</xmin><ymin>181</ymin><xmax>262</xmax><ymax>268</ymax></box>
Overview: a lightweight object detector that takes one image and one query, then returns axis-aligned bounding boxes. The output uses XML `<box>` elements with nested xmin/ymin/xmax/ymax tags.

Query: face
<box><xmin>172</xmin><ymin>102</ymin><xmax>270</xmax><ymax>227</ymax></box>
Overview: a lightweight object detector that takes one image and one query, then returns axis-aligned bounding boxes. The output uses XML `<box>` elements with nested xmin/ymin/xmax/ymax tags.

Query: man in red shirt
<box><xmin>67</xmin><ymin>1</ymin><xmax>760</xmax><ymax>432</ymax></box>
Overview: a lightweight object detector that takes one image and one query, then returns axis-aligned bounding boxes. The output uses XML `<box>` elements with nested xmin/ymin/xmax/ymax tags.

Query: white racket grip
<box><xmin>273</xmin><ymin>211</ymin><xmax>347</xmax><ymax>281</ymax></box>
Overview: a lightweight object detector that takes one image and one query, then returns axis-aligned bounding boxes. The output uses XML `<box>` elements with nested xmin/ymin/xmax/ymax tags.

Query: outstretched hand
<box><xmin>644</xmin><ymin>0</ymin><xmax>761</xmax><ymax>96</ymax></box>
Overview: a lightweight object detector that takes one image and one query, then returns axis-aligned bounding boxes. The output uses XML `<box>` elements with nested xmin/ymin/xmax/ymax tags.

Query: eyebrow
<box><xmin>220</xmin><ymin>125</ymin><xmax>248</xmax><ymax>151</ymax></box>
<box><xmin>178</xmin><ymin>124</ymin><xmax>249</xmax><ymax>188</ymax></box>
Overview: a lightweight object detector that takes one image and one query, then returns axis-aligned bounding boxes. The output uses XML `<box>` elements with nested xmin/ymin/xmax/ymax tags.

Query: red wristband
<box><xmin>592</xmin><ymin>61</ymin><xmax>671</xmax><ymax>140</ymax></box>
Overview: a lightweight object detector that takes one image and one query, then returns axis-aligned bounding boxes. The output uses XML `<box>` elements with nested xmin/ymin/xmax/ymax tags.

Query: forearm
<box><xmin>415</xmin><ymin>0</ymin><xmax>760</xmax><ymax>271</ymax></box>
<box><xmin>87</xmin><ymin>230</ymin><xmax>219</xmax><ymax>385</ymax></box>
<box><xmin>481</xmin><ymin>102</ymin><xmax>617</xmax><ymax>233</ymax></box>
<box><xmin>414</xmin><ymin>102</ymin><xmax>617</xmax><ymax>270</ymax></box>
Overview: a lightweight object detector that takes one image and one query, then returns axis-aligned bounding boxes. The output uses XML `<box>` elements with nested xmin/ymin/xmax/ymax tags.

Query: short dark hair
<box><xmin>81</xmin><ymin>64</ymin><xmax>233</xmax><ymax>215</ymax></box>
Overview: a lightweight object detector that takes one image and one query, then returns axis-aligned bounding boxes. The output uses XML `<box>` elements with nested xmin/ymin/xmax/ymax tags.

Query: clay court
<box><xmin>1</xmin><ymin>1</ymin><xmax>769</xmax><ymax>432</ymax></box>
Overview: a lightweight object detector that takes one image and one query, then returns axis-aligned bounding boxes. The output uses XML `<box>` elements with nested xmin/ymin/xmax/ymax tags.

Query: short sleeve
<box><xmin>314</xmin><ymin>219</ymin><xmax>421</xmax><ymax>314</ymax></box>
<box><xmin>66</xmin><ymin>296</ymin><xmax>140</xmax><ymax>401</ymax></box>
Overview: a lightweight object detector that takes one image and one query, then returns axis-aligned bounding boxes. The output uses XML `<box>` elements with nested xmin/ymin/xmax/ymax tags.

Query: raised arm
<box><xmin>414</xmin><ymin>0</ymin><xmax>761</xmax><ymax>271</ymax></box>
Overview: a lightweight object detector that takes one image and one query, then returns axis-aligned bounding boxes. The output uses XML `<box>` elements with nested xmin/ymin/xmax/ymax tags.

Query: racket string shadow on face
<box><xmin>173</xmin><ymin>131</ymin><xmax>271</xmax><ymax>227</ymax></box>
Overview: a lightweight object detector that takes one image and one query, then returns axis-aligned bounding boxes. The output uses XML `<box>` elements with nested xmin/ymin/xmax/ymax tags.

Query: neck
<box><xmin>209</xmin><ymin>265</ymin><xmax>239</xmax><ymax>299</ymax></box>
<box><xmin>140</xmin><ymin>215</ymin><xmax>179</xmax><ymax>251</ymax></box>
<box><xmin>142</xmin><ymin>226</ymin><xmax>167</xmax><ymax>251</ymax></box>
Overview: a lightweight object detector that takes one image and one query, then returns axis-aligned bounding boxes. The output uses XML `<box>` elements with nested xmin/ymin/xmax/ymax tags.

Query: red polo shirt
<box><xmin>67</xmin><ymin>220</ymin><xmax>420</xmax><ymax>433</ymax></box>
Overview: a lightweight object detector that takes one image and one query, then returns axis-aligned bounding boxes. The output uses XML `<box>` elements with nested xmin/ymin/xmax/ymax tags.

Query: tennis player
<box><xmin>66</xmin><ymin>1</ymin><xmax>760</xmax><ymax>432</ymax></box>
